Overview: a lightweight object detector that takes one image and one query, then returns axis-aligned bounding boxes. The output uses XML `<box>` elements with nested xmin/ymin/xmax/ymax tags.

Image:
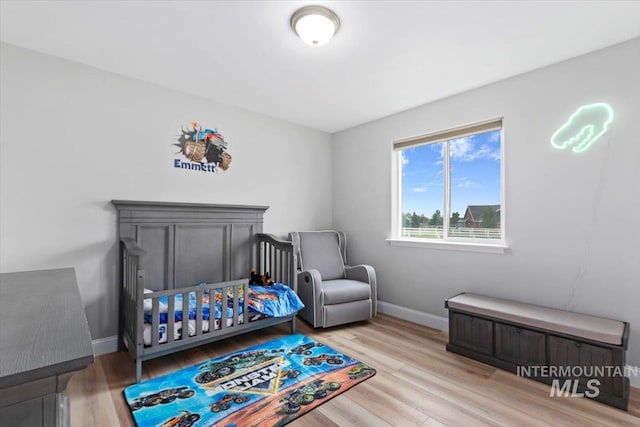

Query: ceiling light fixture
<box><xmin>290</xmin><ymin>5</ymin><xmax>340</xmax><ymax>47</ymax></box>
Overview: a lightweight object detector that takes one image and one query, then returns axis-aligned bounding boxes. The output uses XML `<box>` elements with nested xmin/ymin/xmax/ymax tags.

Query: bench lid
<box><xmin>447</xmin><ymin>293</ymin><xmax>626</xmax><ymax>346</ymax></box>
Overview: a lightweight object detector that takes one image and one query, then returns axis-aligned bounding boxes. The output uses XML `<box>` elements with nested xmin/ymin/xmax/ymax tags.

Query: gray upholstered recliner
<box><xmin>289</xmin><ymin>231</ymin><xmax>377</xmax><ymax>328</ymax></box>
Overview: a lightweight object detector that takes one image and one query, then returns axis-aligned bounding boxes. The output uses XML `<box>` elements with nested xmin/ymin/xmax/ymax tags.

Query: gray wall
<box><xmin>0</xmin><ymin>43</ymin><xmax>333</xmax><ymax>340</ymax></box>
<box><xmin>332</xmin><ymin>38</ymin><xmax>640</xmax><ymax>367</ymax></box>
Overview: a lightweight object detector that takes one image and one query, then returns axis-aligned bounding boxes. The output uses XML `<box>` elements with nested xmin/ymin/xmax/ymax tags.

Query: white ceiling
<box><xmin>2</xmin><ymin>1</ymin><xmax>640</xmax><ymax>133</ymax></box>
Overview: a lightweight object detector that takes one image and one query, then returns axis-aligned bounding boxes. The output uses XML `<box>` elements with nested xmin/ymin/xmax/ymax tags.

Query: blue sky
<box><xmin>401</xmin><ymin>130</ymin><xmax>501</xmax><ymax>218</ymax></box>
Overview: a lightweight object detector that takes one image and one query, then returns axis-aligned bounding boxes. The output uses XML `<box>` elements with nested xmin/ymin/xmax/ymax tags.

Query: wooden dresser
<box><xmin>0</xmin><ymin>268</ymin><xmax>94</xmax><ymax>426</ymax></box>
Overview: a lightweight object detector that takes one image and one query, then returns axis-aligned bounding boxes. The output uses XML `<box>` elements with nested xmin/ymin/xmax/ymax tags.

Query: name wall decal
<box><xmin>173</xmin><ymin>122</ymin><xmax>232</xmax><ymax>173</ymax></box>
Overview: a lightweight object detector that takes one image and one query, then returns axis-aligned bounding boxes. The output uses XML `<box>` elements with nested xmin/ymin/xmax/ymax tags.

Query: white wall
<box><xmin>332</xmin><ymin>38</ymin><xmax>640</xmax><ymax>367</ymax></box>
<box><xmin>0</xmin><ymin>43</ymin><xmax>333</xmax><ymax>340</ymax></box>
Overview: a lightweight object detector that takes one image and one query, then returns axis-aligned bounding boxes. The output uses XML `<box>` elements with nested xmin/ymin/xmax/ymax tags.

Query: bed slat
<box><xmin>151</xmin><ymin>299</ymin><xmax>159</xmax><ymax>347</ymax></box>
<box><xmin>167</xmin><ymin>294</ymin><xmax>175</xmax><ymax>344</ymax></box>
<box><xmin>221</xmin><ymin>286</ymin><xmax>228</xmax><ymax>331</ymax></box>
<box><xmin>195</xmin><ymin>289</ymin><xmax>203</xmax><ymax>336</ymax></box>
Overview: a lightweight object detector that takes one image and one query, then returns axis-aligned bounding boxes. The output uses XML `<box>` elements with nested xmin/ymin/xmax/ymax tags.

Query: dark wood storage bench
<box><xmin>445</xmin><ymin>293</ymin><xmax>629</xmax><ymax>410</ymax></box>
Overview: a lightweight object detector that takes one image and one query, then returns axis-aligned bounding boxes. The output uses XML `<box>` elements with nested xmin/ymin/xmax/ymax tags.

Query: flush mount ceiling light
<box><xmin>290</xmin><ymin>5</ymin><xmax>340</xmax><ymax>47</ymax></box>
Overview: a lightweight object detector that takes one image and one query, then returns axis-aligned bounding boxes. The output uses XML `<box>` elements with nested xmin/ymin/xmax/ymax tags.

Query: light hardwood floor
<box><xmin>67</xmin><ymin>314</ymin><xmax>640</xmax><ymax>426</ymax></box>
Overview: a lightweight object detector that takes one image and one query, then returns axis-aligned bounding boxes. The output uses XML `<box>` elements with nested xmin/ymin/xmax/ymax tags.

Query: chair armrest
<box><xmin>345</xmin><ymin>264</ymin><xmax>377</xmax><ymax>316</ymax></box>
<box><xmin>297</xmin><ymin>269</ymin><xmax>324</xmax><ymax>327</ymax></box>
<box><xmin>345</xmin><ymin>264</ymin><xmax>373</xmax><ymax>283</ymax></box>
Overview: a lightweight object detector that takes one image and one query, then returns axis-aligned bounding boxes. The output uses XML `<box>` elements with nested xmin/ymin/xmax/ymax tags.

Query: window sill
<box><xmin>386</xmin><ymin>238</ymin><xmax>507</xmax><ymax>254</ymax></box>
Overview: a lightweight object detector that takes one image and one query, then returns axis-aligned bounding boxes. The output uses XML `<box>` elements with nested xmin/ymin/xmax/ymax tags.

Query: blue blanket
<box><xmin>249</xmin><ymin>284</ymin><xmax>306</xmax><ymax>317</ymax></box>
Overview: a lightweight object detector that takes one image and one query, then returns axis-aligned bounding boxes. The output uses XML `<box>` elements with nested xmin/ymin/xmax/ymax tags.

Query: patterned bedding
<box><xmin>142</xmin><ymin>283</ymin><xmax>303</xmax><ymax>345</ymax></box>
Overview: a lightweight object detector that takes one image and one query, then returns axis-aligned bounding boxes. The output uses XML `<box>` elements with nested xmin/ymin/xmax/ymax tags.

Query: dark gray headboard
<box><xmin>112</xmin><ymin>200</ymin><xmax>268</xmax><ymax>290</ymax></box>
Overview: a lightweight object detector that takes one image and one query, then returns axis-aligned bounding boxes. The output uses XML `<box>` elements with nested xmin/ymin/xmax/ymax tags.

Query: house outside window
<box><xmin>391</xmin><ymin>118</ymin><xmax>505</xmax><ymax>248</ymax></box>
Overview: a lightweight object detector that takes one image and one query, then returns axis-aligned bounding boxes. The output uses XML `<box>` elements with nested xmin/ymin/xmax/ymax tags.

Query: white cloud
<box><xmin>456</xmin><ymin>177</ymin><xmax>480</xmax><ymax>188</ymax></box>
<box><xmin>412</xmin><ymin>186</ymin><xmax>428</xmax><ymax>193</ymax></box>
<box><xmin>449</xmin><ymin>137</ymin><xmax>473</xmax><ymax>159</ymax></box>
<box><xmin>401</xmin><ymin>152</ymin><xmax>409</xmax><ymax>165</ymax></box>
<box><xmin>449</xmin><ymin>138</ymin><xmax>500</xmax><ymax>162</ymax></box>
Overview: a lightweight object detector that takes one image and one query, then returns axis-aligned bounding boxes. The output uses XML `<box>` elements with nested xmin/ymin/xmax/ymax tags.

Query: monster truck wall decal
<box><xmin>173</xmin><ymin>121</ymin><xmax>232</xmax><ymax>173</ymax></box>
<box><xmin>124</xmin><ymin>334</ymin><xmax>376</xmax><ymax>427</ymax></box>
<box><xmin>551</xmin><ymin>103</ymin><xmax>614</xmax><ymax>153</ymax></box>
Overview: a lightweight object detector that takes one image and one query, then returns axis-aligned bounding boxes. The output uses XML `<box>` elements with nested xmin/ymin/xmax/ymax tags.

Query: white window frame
<box><xmin>389</xmin><ymin>117</ymin><xmax>507</xmax><ymax>254</ymax></box>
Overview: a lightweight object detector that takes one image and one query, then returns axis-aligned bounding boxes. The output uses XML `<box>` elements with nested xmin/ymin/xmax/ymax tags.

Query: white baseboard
<box><xmin>92</xmin><ymin>335</ymin><xmax>118</xmax><ymax>356</ymax></box>
<box><xmin>378</xmin><ymin>301</ymin><xmax>448</xmax><ymax>332</ymax></box>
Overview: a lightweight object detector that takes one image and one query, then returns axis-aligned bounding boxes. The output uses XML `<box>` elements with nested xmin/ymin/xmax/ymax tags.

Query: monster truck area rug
<box><xmin>124</xmin><ymin>334</ymin><xmax>376</xmax><ymax>427</ymax></box>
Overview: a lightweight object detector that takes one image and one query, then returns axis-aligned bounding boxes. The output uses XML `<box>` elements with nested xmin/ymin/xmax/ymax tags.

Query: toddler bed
<box><xmin>112</xmin><ymin>201</ymin><xmax>299</xmax><ymax>382</ymax></box>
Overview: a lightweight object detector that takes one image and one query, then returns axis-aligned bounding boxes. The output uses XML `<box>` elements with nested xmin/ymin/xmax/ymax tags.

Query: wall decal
<box><xmin>550</xmin><ymin>103</ymin><xmax>614</xmax><ymax>153</ymax></box>
<box><xmin>173</xmin><ymin>122</ymin><xmax>232</xmax><ymax>173</ymax></box>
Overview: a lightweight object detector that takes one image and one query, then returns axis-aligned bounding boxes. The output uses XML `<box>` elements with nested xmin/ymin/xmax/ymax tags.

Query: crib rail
<box><xmin>120</xmin><ymin>238</ymin><xmax>145</xmax><ymax>358</ymax></box>
<box><xmin>142</xmin><ymin>280</ymin><xmax>250</xmax><ymax>346</ymax></box>
<box><xmin>256</xmin><ymin>233</ymin><xmax>297</xmax><ymax>293</ymax></box>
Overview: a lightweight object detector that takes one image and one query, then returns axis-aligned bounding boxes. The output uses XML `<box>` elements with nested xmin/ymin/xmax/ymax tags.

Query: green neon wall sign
<box><xmin>550</xmin><ymin>103</ymin><xmax>614</xmax><ymax>153</ymax></box>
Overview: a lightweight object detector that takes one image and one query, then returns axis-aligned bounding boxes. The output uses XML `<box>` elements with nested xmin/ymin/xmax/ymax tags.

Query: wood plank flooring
<box><xmin>67</xmin><ymin>314</ymin><xmax>640</xmax><ymax>426</ymax></box>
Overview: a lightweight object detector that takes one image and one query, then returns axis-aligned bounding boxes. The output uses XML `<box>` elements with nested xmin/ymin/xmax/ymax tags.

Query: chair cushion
<box><xmin>322</xmin><ymin>280</ymin><xmax>371</xmax><ymax>305</ymax></box>
<box><xmin>299</xmin><ymin>232</ymin><xmax>345</xmax><ymax>280</ymax></box>
<box><xmin>323</xmin><ymin>299</ymin><xmax>372</xmax><ymax>328</ymax></box>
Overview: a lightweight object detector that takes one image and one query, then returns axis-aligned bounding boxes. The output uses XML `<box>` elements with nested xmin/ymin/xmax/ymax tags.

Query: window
<box><xmin>392</xmin><ymin>118</ymin><xmax>504</xmax><ymax>248</ymax></box>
